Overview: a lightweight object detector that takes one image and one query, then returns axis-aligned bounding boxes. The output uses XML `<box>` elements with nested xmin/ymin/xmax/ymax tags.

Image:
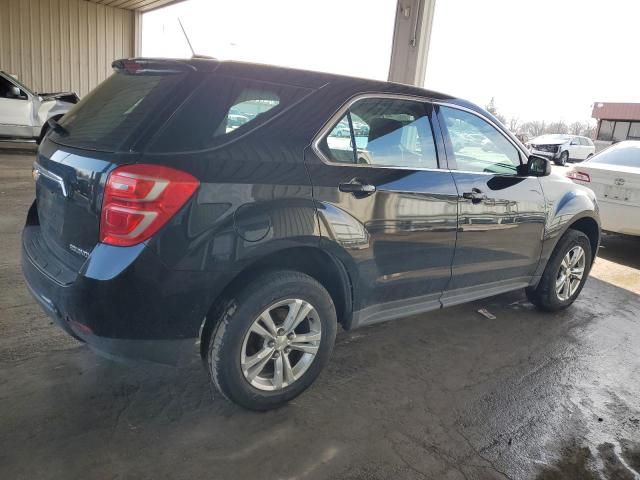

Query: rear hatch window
<box><xmin>52</xmin><ymin>70</ymin><xmax>187</xmax><ymax>152</ymax></box>
<box><xmin>147</xmin><ymin>75</ymin><xmax>311</xmax><ymax>152</ymax></box>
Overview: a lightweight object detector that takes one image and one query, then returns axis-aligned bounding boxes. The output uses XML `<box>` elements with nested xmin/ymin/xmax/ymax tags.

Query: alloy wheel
<box><xmin>240</xmin><ymin>298</ymin><xmax>322</xmax><ymax>391</ymax></box>
<box><xmin>555</xmin><ymin>245</ymin><xmax>586</xmax><ymax>301</ymax></box>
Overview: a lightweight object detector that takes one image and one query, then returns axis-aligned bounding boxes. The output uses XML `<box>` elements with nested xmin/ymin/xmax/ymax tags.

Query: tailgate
<box><xmin>33</xmin><ymin>141</ymin><xmax>126</xmax><ymax>271</ymax></box>
<box><xmin>30</xmin><ymin>61</ymin><xmax>193</xmax><ymax>273</ymax></box>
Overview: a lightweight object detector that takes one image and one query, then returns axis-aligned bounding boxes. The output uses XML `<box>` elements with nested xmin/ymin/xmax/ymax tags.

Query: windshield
<box><xmin>588</xmin><ymin>142</ymin><xmax>640</xmax><ymax>168</ymax></box>
<box><xmin>53</xmin><ymin>72</ymin><xmax>187</xmax><ymax>152</ymax></box>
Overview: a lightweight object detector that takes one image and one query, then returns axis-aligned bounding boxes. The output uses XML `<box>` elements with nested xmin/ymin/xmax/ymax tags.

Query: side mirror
<box><xmin>9</xmin><ymin>86</ymin><xmax>22</xmax><ymax>98</ymax></box>
<box><xmin>526</xmin><ymin>154</ymin><xmax>552</xmax><ymax>177</ymax></box>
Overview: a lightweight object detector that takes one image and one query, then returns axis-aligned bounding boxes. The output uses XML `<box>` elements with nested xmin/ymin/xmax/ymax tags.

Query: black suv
<box><xmin>22</xmin><ymin>58</ymin><xmax>600</xmax><ymax>410</ymax></box>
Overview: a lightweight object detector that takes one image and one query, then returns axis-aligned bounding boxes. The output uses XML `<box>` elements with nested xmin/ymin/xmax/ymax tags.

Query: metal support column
<box><xmin>387</xmin><ymin>0</ymin><xmax>437</xmax><ymax>86</ymax></box>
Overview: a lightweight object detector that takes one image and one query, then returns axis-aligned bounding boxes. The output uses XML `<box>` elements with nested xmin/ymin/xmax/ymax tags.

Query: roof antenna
<box><xmin>177</xmin><ymin>17</ymin><xmax>215</xmax><ymax>60</ymax></box>
<box><xmin>177</xmin><ymin>17</ymin><xmax>196</xmax><ymax>58</ymax></box>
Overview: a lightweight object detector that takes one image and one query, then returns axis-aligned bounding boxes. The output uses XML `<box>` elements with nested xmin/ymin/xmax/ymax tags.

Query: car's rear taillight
<box><xmin>100</xmin><ymin>164</ymin><xmax>199</xmax><ymax>247</ymax></box>
<box><xmin>566</xmin><ymin>170</ymin><xmax>591</xmax><ymax>183</ymax></box>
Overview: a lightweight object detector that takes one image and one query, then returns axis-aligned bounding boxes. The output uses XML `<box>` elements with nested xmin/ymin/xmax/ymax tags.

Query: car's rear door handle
<box><xmin>339</xmin><ymin>179</ymin><xmax>376</xmax><ymax>196</ymax></box>
<box><xmin>462</xmin><ymin>188</ymin><xmax>487</xmax><ymax>204</ymax></box>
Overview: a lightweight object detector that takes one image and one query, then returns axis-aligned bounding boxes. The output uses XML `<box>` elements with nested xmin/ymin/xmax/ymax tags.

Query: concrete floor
<box><xmin>1</xmin><ymin>151</ymin><xmax>639</xmax><ymax>480</ymax></box>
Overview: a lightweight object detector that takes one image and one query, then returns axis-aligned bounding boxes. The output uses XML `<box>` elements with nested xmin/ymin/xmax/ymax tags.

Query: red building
<box><xmin>592</xmin><ymin>102</ymin><xmax>640</xmax><ymax>143</ymax></box>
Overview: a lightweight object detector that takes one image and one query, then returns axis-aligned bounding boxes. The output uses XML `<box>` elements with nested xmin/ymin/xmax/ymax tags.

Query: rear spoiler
<box><xmin>112</xmin><ymin>58</ymin><xmax>219</xmax><ymax>74</ymax></box>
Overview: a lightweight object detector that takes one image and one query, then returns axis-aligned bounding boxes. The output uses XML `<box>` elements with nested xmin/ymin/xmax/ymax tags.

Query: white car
<box><xmin>566</xmin><ymin>141</ymin><xmax>640</xmax><ymax>236</ymax></box>
<box><xmin>527</xmin><ymin>134</ymin><xmax>595</xmax><ymax>166</ymax></box>
<box><xmin>0</xmin><ymin>71</ymin><xmax>79</xmax><ymax>143</ymax></box>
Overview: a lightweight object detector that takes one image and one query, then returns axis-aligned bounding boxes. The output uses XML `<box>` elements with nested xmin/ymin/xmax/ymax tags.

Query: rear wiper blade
<box><xmin>48</xmin><ymin>118</ymin><xmax>69</xmax><ymax>137</ymax></box>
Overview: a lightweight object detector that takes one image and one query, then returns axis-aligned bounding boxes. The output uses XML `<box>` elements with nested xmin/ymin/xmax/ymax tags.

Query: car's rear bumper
<box><xmin>599</xmin><ymin>200</ymin><xmax>640</xmax><ymax>236</ymax></box>
<box><xmin>21</xmin><ymin>225</ymin><xmax>210</xmax><ymax>365</ymax></box>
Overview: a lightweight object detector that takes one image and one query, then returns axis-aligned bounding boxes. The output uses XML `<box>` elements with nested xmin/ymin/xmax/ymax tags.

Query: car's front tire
<box><xmin>526</xmin><ymin>229</ymin><xmax>592</xmax><ymax>311</ymax></box>
<box><xmin>556</xmin><ymin>151</ymin><xmax>569</xmax><ymax>166</ymax></box>
<box><xmin>206</xmin><ymin>270</ymin><xmax>337</xmax><ymax>411</ymax></box>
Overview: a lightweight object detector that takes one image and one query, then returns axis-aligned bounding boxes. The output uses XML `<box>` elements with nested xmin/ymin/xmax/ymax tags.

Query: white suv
<box><xmin>0</xmin><ymin>71</ymin><xmax>79</xmax><ymax>143</ymax></box>
<box><xmin>527</xmin><ymin>134</ymin><xmax>595</xmax><ymax>166</ymax></box>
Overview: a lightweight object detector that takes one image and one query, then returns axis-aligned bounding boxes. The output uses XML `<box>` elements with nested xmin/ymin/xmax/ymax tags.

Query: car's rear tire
<box><xmin>206</xmin><ymin>270</ymin><xmax>337</xmax><ymax>411</ymax></box>
<box><xmin>526</xmin><ymin>229</ymin><xmax>592</xmax><ymax>311</ymax></box>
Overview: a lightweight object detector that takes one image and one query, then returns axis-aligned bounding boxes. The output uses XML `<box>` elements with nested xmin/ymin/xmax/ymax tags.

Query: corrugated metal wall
<box><xmin>0</xmin><ymin>0</ymin><xmax>134</xmax><ymax>97</ymax></box>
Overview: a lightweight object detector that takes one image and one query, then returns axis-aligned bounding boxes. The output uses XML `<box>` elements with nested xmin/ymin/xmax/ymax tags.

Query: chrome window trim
<box><xmin>310</xmin><ymin>92</ymin><xmax>444</xmax><ymax>173</ymax></box>
<box><xmin>311</xmin><ymin>93</ymin><xmax>529</xmax><ymax>174</ymax></box>
<box><xmin>433</xmin><ymin>101</ymin><xmax>529</xmax><ymax>164</ymax></box>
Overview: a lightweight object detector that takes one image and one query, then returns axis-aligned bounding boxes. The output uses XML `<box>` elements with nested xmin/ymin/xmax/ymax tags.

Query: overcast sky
<box><xmin>142</xmin><ymin>0</ymin><xmax>640</xmax><ymax>124</ymax></box>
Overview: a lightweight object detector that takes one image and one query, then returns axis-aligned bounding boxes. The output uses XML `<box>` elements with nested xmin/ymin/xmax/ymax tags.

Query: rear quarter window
<box><xmin>148</xmin><ymin>76</ymin><xmax>311</xmax><ymax>152</ymax></box>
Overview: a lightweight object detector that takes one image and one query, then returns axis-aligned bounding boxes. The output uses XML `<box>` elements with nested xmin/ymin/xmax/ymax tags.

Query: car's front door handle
<box><xmin>462</xmin><ymin>188</ymin><xmax>487</xmax><ymax>204</ymax></box>
<box><xmin>339</xmin><ymin>179</ymin><xmax>376</xmax><ymax>196</ymax></box>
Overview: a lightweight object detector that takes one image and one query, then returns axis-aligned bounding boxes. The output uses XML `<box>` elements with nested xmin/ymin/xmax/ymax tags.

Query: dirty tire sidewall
<box><xmin>207</xmin><ymin>270</ymin><xmax>337</xmax><ymax>411</ymax></box>
<box><xmin>527</xmin><ymin>229</ymin><xmax>592</xmax><ymax>311</ymax></box>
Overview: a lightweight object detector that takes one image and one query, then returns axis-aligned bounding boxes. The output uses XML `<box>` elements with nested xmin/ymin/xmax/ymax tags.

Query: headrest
<box><xmin>367</xmin><ymin>118</ymin><xmax>404</xmax><ymax>143</ymax></box>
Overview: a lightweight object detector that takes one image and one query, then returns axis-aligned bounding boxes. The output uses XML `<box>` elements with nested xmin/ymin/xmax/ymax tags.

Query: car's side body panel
<box><xmin>21</xmin><ymin>58</ymin><xmax>601</xmax><ymax>367</ymax></box>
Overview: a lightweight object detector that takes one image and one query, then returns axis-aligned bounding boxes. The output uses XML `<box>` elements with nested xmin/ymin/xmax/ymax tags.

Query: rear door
<box><xmin>307</xmin><ymin>95</ymin><xmax>458</xmax><ymax>326</ymax></box>
<box><xmin>436</xmin><ymin>104</ymin><xmax>547</xmax><ymax>306</ymax></box>
<box><xmin>568</xmin><ymin>137</ymin><xmax>582</xmax><ymax>160</ymax></box>
<box><xmin>580</xmin><ymin>137</ymin><xmax>594</xmax><ymax>158</ymax></box>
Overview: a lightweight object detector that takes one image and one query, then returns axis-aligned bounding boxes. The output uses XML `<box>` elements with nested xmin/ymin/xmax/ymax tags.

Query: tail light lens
<box><xmin>566</xmin><ymin>170</ymin><xmax>591</xmax><ymax>183</ymax></box>
<box><xmin>100</xmin><ymin>164</ymin><xmax>199</xmax><ymax>246</ymax></box>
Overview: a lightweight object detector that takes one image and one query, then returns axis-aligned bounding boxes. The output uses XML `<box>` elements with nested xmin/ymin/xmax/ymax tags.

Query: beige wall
<box><xmin>0</xmin><ymin>0</ymin><xmax>134</xmax><ymax>97</ymax></box>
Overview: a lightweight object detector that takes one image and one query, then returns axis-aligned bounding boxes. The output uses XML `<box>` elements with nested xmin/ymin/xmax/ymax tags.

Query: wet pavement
<box><xmin>1</xmin><ymin>151</ymin><xmax>639</xmax><ymax>479</ymax></box>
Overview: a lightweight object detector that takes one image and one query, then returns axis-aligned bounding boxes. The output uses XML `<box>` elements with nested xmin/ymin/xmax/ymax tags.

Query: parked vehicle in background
<box><xmin>226</xmin><ymin>113</ymin><xmax>250</xmax><ymax>130</ymax></box>
<box><xmin>527</xmin><ymin>134</ymin><xmax>595</xmax><ymax>166</ymax></box>
<box><xmin>0</xmin><ymin>71</ymin><xmax>79</xmax><ymax>143</ymax></box>
<box><xmin>567</xmin><ymin>141</ymin><xmax>640</xmax><ymax>236</ymax></box>
<box><xmin>22</xmin><ymin>58</ymin><xmax>600</xmax><ymax>410</ymax></box>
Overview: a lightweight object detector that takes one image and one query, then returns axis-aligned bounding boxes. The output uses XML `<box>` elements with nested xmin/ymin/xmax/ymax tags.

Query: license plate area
<box><xmin>603</xmin><ymin>185</ymin><xmax>632</xmax><ymax>203</ymax></box>
<box><xmin>38</xmin><ymin>184</ymin><xmax>66</xmax><ymax>238</ymax></box>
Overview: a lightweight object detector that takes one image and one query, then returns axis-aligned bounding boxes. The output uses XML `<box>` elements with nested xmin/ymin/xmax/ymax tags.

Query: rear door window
<box><xmin>319</xmin><ymin>97</ymin><xmax>439</xmax><ymax>169</ymax></box>
<box><xmin>148</xmin><ymin>76</ymin><xmax>311</xmax><ymax>152</ymax></box>
<box><xmin>54</xmin><ymin>72</ymin><xmax>186</xmax><ymax>152</ymax></box>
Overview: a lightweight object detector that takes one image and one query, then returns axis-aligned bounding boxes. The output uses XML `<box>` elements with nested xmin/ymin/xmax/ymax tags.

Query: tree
<box><xmin>583</xmin><ymin>124</ymin><xmax>597</xmax><ymax>139</ymax></box>
<box><xmin>545</xmin><ymin>121</ymin><xmax>568</xmax><ymax>134</ymax></box>
<box><xmin>569</xmin><ymin>121</ymin><xmax>585</xmax><ymax>136</ymax></box>
<box><xmin>521</xmin><ymin>120</ymin><xmax>546</xmax><ymax>137</ymax></box>
<box><xmin>485</xmin><ymin>97</ymin><xmax>506</xmax><ymax>125</ymax></box>
<box><xmin>508</xmin><ymin>117</ymin><xmax>520</xmax><ymax>133</ymax></box>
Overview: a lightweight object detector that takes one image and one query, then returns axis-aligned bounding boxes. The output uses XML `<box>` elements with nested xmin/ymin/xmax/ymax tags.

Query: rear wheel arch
<box><xmin>199</xmin><ymin>246</ymin><xmax>353</xmax><ymax>360</ymax></box>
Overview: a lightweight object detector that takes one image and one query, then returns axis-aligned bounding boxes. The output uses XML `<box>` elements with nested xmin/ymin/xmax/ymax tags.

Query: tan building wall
<box><xmin>0</xmin><ymin>0</ymin><xmax>134</xmax><ymax>97</ymax></box>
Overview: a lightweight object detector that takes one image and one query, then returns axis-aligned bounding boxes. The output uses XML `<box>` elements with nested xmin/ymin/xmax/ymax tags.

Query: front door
<box><xmin>306</xmin><ymin>96</ymin><xmax>458</xmax><ymax>327</ymax></box>
<box><xmin>0</xmin><ymin>75</ymin><xmax>33</xmax><ymax>138</ymax></box>
<box><xmin>436</xmin><ymin>105</ymin><xmax>547</xmax><ymax>306</ymax></box>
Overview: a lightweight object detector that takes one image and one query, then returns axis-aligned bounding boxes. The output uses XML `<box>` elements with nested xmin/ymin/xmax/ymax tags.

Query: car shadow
<box><xmin>598</xmin><ymin>232</ymin><xmax>640</xmax><ymax>269</ymax></box>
